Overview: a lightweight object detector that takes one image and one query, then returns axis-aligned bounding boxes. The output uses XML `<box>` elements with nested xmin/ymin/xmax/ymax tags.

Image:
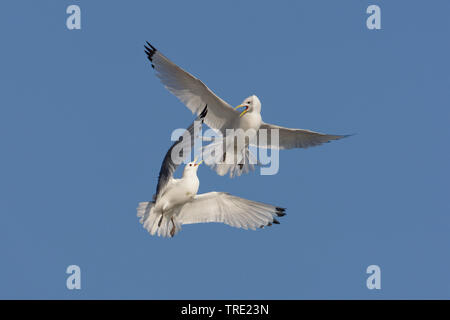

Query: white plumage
<box><xmin>137</xmin><ymin>107</ymin><xmax>286</xmax><ymax>237</ymax></box>
<box><xmin>145</xmin><ymin>42</ymin><xmax>349</xmax><ymax>177</ymax></box>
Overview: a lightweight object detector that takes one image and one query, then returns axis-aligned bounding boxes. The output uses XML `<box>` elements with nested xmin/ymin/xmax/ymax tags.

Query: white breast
<box><xmin>157</xmin><ymin>175</ymin><xmax>199</xmax><ymax>212</ymax></box>
<box><xmin>237</xmin><ymin>112</ymin><xmax>262</xmax><ymax>132</ymax></box>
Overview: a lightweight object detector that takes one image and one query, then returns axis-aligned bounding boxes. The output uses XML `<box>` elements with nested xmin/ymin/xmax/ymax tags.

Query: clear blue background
<box><xmin>1</xmin><ymin>0</ymin><xmax>449</xmax><ymax>299</ymax></box>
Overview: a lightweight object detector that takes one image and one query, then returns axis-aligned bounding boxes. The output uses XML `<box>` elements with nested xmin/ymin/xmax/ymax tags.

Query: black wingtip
<box><xmin>146</xmin><ymin>41</ymin><xmax>156</xmax><ymax>51</ymax></box>
<box><xmin>144</xmin><ymin>41</ymin><xmax>157</xmax><ymax>62</ymax></box>
<box><xmin>273</xmin><ymin>218</ymin><xmax>280</xmax><ymax>225</ymax></box>
<box><xmin>276</xmin><ymin>207</ymin><xmax>286</xmax><ymax>217</ymax></box>
<box><xmin>199</xmin><ymin>104</ymin><xmax>208</xmax><ymax>119</ymax></box>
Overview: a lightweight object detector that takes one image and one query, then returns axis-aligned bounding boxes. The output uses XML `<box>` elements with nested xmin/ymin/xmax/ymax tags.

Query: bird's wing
<box><xmin>177</xmin><ymin>192</ymin><xmax>286</xmax><ymax>230</ymax></box>
<box><xmin>155</xmin><ymin>106</ymin><xmax>208</xmax><ymax>200</ymax></box>
<box><xmin>144</xmin><ymin>42</ymin><xmax>239</xmax><ymax>132</ymax></box>
<box><xmin>258</xmin><ymin>122</ymin><xmax>349</xmax><ymax>150</ymax></box>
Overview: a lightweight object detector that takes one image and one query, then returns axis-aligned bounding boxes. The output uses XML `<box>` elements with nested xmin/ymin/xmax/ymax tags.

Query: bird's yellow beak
<box><xmin>193</xmin><ymin>156</ymin><xmax>203</xmax><ymax>166</ymax></box>
<box><xmin>234</xmin><ymin>104</ymin><xmax>249</xmax><ymax>118</ymax></box>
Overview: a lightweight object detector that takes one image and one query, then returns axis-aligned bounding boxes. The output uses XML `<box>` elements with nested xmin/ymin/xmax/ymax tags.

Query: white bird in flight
<box><xmin>144</xmin><ymin>41</ymin><xmax>348</xmax><ymax>177</ymax></box>
<box><xmin>137</xmin><ymin>106</ymin><xmax>286</xmax><ymax>237</ymax></box>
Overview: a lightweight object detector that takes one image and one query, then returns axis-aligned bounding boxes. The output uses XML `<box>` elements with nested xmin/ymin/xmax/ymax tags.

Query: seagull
<box><xmin>137</xmin><ymin>106</ymin><xmax>286</xmax><ymax>237</ymax></box>
<box><xmin>144</xmin><ymin>41</ymin><xmax>349</xmax><ymax>177</ymax></box>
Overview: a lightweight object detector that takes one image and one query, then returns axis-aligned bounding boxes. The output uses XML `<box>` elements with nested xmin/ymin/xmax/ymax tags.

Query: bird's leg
<box><xmin>238</xmin><ymin>142</ymin><xmax>247</xmax><ymax>170</ymax></box>
<box><xmin>238</xmin><ymin>149</ymin><xmax>246</xmax><ymax>170</ymax></box>
<box><xmin>222</xmin><ymin>139</ymin><xmax>227</xmax><ymax>163</ymax></box>
<box><xmin>158</xmin><ymin>212</ymin><xmax>164</xmax><ymax>227</ymax></box>
<box><xmin>221</xmin><ymin>137</ymin><xmax>229</xmax><ymax>163</ymax></box>
<box><xmin>170</xmin><ymin>217</ymin><xmax>176</xmax><ymax>237</ymax></box>
<box><xmin>233</xmin><ymin>136</ymin><xmax>238</xmax><ymax>164</ymax></box>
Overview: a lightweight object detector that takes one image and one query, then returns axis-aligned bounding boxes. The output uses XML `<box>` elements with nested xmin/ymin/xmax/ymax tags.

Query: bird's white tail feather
<box><xmin>137</xmin><ymin>201</ymin><xmax>154</xmax><ymax>224</ymax></box>
<box><xmin>137</xmin><ymin>202</ymin><xmax>181</xmax><ymax>237</ymax></box>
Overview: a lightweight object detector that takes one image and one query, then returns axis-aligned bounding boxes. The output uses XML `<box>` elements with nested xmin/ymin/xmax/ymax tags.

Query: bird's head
<box><xmin>234</xmin><ymin>95</ymin><xmax>261</xmax><ymax>117</ymax></box>
<box><xmin>183</xmin><ymin>157</ymin><xmax>202</xmax><ymax>175</ymax></box>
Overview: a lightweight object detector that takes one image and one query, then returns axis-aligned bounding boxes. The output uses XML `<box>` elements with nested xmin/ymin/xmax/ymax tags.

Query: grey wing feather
<box><xmin>177</xmin><ymin>192</ymin><xmax>286</xmax><ymax>230</ymax></box>
<box><xmin>144</xmin><ymin>42</ymin><xmax>238</xmax><ymax>132</ymax></box>
<box><xmin>258</xmin><ymin>122</ymin><xmax>350</xmax><ymax>150</ymax></box>
<box><xmin>155</xmin><ymin>106</ymin><xmax>208</xmax><ymax>199</ymax></box>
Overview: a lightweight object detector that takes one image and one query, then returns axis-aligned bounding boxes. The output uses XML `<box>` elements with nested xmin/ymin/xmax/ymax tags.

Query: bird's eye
<box><xmin>247</xmin><ymin>101</ymin><xmax>251</xmax><ymax>104</ymax></box>
<box><xmin>189</xmin><ymin>164</ymin><xmax>192</xmax><ymax>166</ymax></box>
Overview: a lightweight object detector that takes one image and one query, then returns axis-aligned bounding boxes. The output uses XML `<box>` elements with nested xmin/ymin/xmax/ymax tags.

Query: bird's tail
<box><xmin>137</xmin><ymin>202</ymin><xmax>182</xmax><ymax>237</ymax></box>
<box><xmin>202</xmin><ymin>138</ymin><xmax>258</xmax><ymax>178</ymax></box>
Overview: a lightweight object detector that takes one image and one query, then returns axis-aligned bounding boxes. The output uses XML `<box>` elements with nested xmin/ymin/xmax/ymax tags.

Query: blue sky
<box><xmin>1</xmin><ymin>0</ymin><xmax>449</xmax><ymax>299</ymax></box>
